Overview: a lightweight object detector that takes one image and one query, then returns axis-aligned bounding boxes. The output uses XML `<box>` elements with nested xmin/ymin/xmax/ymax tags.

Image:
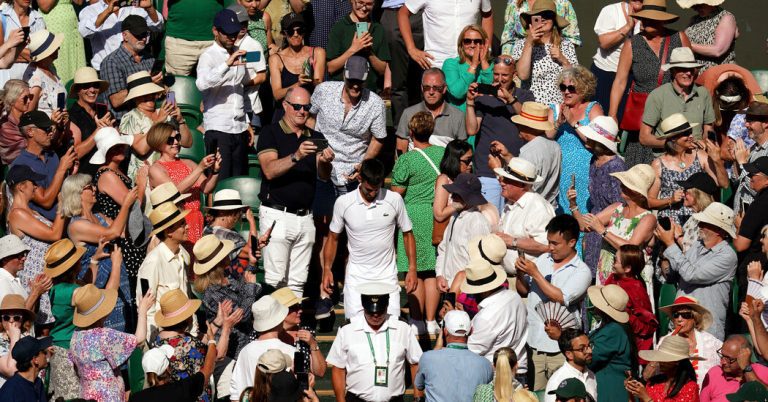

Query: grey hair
<box><xmin>60</xmin><ymin>174</ymin><xmax>93</xmax><ymax>217</ymax></box>
<box><xmin>3</xmin><ymin>80</ymin><xmax>29</xmax><ymax>113</ymax></box>
<box><xmin>421</xmin><ymin>68</ymin><xmax>446</xmax><ymax>85</ymax></box>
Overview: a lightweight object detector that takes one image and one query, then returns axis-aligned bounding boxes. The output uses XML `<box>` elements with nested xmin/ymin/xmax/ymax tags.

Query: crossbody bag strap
<box><xmin>413</xmin><ymin>147</ymin><xmax>440</xmax><ymax>175</ymax></box>
<box><xmin>656</xmin><ymin>36</ymin><xmax>671</xmax><ymax>86</ymax></box>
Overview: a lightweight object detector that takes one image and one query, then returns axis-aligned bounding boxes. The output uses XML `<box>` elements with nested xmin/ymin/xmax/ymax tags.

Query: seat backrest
<box><xmin>177</xmin><ymin>128</ymin><xmax>206</xmax><ymax>163</ymax></box>
<box><xmin>657</xmin><ymin>283</ymin><xmax>678</xmax><ymax>337</ymax></box>
<box><xmin>215</xmin><ymin>176</ymin><xmax>262</xmax><ymax>211</ymax></box>
<box><xmin>169</xmin><ymin>75</ymin><xmax>203</xmax><ymax>110</ymax></box>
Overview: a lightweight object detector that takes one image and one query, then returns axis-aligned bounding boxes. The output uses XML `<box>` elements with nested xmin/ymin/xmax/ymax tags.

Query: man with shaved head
<box><xmin>699</xmin><ymin>334</ymin><xmax>768</xmax><ymax>401</ymax></box>
<box><xmin>256</xmin><ymin>86</ymin><xmax>335</xmax><ymax>297</ymax></box>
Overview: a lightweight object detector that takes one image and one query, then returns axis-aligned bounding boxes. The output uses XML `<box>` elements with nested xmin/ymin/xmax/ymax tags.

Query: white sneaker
<box><xmin>409</xmin><ymin>319</ymin><xmax>427</xmax><ymax>335</ymax></box>
<box><xmin>426</xmin><ymin>320</ymin><xmax>440</xmax><ymax>335</ymax></box>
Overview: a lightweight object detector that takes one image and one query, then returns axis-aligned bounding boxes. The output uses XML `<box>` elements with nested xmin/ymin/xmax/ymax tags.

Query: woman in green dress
<box><xmin>587</xmin><ymin>284</ymin><xmax>634</xmax><ymax>402</ymax></box>
<box><xmin>38</xmin><ymin>0</ymin><xmax>85</xmax><ymax>84</ymax></box>
<box><xmin>390</xmin><ymin>111</ymin><xmax>443</xmax><ymax>336</ymax></box>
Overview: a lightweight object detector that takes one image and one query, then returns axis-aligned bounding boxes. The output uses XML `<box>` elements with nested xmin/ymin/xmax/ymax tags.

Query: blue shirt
<box><xmin>10</xmin><ymin>149</ymin><xmax>59</xmax><ymax>221</ymax></box>
<box><xmin>381</xmin><ymin>0</ymin><xmax>405</xmax><ymax>7</ymax></box>
<box><xmin>0</xmin><ymin>373</ymin><xmax>46</xmax><ymax>402</ymax></box>
<box><xmin>525</xmin><ymin>253</ymin><xmax>592</xmax><ymax>353</ymax></box>
<box><xmin>414</xmin><ymin>343</ymin><xmax>493</xmax><ymax>402</ymax></box>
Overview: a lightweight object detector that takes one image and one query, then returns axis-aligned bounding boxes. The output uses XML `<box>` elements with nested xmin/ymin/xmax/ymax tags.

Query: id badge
<box><xmin>374</xmin><ymin>366</ymin><xmax>388</xmax><ymax>387</ymax></box>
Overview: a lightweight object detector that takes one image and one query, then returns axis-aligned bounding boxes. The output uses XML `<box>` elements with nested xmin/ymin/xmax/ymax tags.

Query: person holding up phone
<box><xmin>23</xmin><ymin>31</ymin><xmax>66</xmax><ymax>118</ymax></box>
<box><xmin>68</xmin><ymin>67</ymin><xmax>115</xmax><ymax>176</ymax></box>
<box><xmin>442</xmin><ymin>25</ymin><xmax>494</xmax><ymax>112</ymax></box>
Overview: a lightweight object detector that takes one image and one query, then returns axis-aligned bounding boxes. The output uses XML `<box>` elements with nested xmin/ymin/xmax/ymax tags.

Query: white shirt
<box><xmin>468</xmin><ymin>289</ymin><xmax>528</xmax><ymax>372</ymax></box>
<box><xmin>135</xmin><ymin>242</ymin><xmax>194</xmax><ymax>342</ymax></box>
<box><xmin>0</xmin><ymin>3</ymin><xmax>46</xmax><ymax>84</ymax></box>
<box><xmin>78</xmin><ymin>2</ymin><xmax>163</xmax><ymax>71</ymax></box>
<box><xmin>499</xmin><ymin>191</ymin><xmax>555</xmax><ymax>274</ymax></box>
<box><xmin>196</xmin><ymin>41</ymin><xmax>249</xmax><ymax>134</ymax></box>
<box><xmin>229</xmin><ymin>338</ymin><xmax>296</xmax><ymax>400</ymax></box>
<box><xmin>545</xmin><ymin>362</ymin><xmax>597</xmax><ymax>402</ymax></box>
<box><xmin>404</xmin><ymin>0</ymin><xmax>492</xmax><ymax>69</ymax></box>
<box><xmin>435</xmin><ymin>209</ymin><xmax>492</xmax><ymax>285</ymax></box>
<box><xmin>0</xmin><ymin>268</ymin><xmax>28</xmax><ymax>303</ymax></box>
<box><xmin>236</xmin><ymin>35</ymin><xmax>267</xmax><ymax>115</ymax></box>
<box><xmin>330</xmin><ymin>188</ymin><xmax>412</xmax><ymax>283</ymax></box>
<box><xmin>327</xmin><ymin>315</ymin><xmax>423</xmax><ymax>402</ymax></box>
<box><xmin>592</xmin><ymin>2</ymin><xmax>641</xmax><ymax>72</ymax></box>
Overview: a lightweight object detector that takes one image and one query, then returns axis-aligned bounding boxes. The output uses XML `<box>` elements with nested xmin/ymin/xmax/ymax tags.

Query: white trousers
<box><xmin>259</xmin><ymin>206</ymin><xmax>316</xmax><ymax>297</ymax></box>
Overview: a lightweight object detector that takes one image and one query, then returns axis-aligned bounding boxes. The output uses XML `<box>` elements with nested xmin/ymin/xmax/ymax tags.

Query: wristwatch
<box><xmin>290</xmin><ymin>153</ymin><xmax>300</xmax><ymax>163</ymax></box>
<box><xmin>744</xmin><ymin>364</ymin><xmax>754</xmax><ymax>373</ymax></box>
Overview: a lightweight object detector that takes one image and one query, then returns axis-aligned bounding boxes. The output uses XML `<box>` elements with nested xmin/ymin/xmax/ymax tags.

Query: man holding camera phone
<box><xmin>257</xmin><ymin>87</ymin><xmax>334</xmax><ymax>298</ymax></box>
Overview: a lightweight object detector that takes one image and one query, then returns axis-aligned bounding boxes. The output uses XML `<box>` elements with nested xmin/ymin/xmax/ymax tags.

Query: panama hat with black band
<box><xmin>149</xmin><ymin>202</ymin><xmax>190</xmax><ymax>236</ymax></box>
<box><xmin>206</xmin><ymin>189</ymin><xmax>248</xmax><ymax>211</ymax></box>
<box><xmin>460</xmin><ymin>259</ymin><xmax>507</xmax><ymax>295</ymax></box>
<box><xmin>28</xmin><ymin>30</ymin><xmax>63</xmax><ymax>62</ymax></box>
<box><xmin>656</xmin><ymin>113</ymin><xmax>699</xmax><ymax>140</ymax></box>
<box><xmin>44</xmin><ymin>239</ymin><xmax>87</xmax><ymax>279</ymax></box>
<box><xmin>123</xmin><ymin>71</ymin><xmax>164</xmax><ymax>104</ymax></box>
<box><xmin>193</xmin><ymin>234</ymin><xmax>235</xmax><ymax>275</ymax></box>
<box><xmin>150</xmin><ymin>182</ymin><xmax>191</xmax><ymax>209</ymax></box>
<box><xmin>494</xmin><ymin>157</ymin><xmax>544</xmax><ymax>185</ymax></box>
<box><xmin>630</xmin><ymin>0</ymin><xmax>679</xmax><ymax>22</ymax></box>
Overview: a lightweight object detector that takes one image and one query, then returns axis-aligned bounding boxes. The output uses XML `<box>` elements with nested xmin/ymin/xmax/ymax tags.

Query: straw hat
<box><xmin>460</xmin><ymin>258</ymin><xmax>507</xmax><ymax>295</ymax></box>
<box><xmin>28</xmin><ymin>30</ymin><xmax>63</xmax><ymax>62</ymax></box>
<box><xmin>0</xmin><ymin>294</ymin><xmax>34</xmax><ymax>322</ymax></box>
<box><xmin>692</xmin><ymin>202</ymin><xmax>736</xmax><ymax>238</ymax></box>
<box><xmin>73</xmin><ymin>284</ymin><xmax>118</xmax><ymax>327</ymax></box>
<box><xmin>662</xmin><ymin>47</ymin><xmax>704</xmax><ymax>72</ymax></box>
<box><xmin>193</xmin><ymin>235</ymin><xmax>235</xmax><ymax>275</ymax></box>
<box><xmin>44</xmin><ymin>239</ymin><xmax>86</xmax><ymax>279</ymax></box>
<box><xmin>124</xmin><ymin>71</ymin><xmax>164</xmax><ymax>104</ymax></box>
<box><xmin>206</xmin><ymin>189</ymin><xmax>248</xmax><ymax>211</ymax></box>
<box><xmin>252</xmin><ymin>295</ymin><xmax>289</xmax><ymax>332</ymax></box>
<box><xmin>271</xmin><ymin>287</ymin><xmax>307</xmax><ymax>308</ymax></box>
<box><xmin>494</xmin><ymin>157</ymin><xmax>544</xmax><ymax>184</ymax></box>
<box><xmin>676</xmin><ymin>0</ymin><xmax>724</xmax><ymax>9</ymax></box>
<box><xmin>89</xmin><ymin>127</ymin><xmax>133</xmax><ymax>165</ymax></box>
<box><xmin>154</xmin><ymin>289</ymin><xmax>201</xmax><ymax>328</ymax></box>
<box><xmin>639</xmin><ymin>335</ymin><xmax>705</xmax><ymax>362</ymax></box>
<box><xmin>656</xmin><ymin>113</ymin><xmax>700</xmax><ymax>139</ymax></box>
<box><xmin>468</xmin><ymin>234</ymin><xmax>507</xmax><ymax>266</ymax></box>
<box><xmin>587</xmin><ymin>285</ymin><xmax>629</xmax><ymax>323</ymax></box>
<box><xmin>577</xmin><ymin>116</ymin><xmax>620</xmax><ymax>155</ymax></box>
<box><xmin>630</xmin><ymin>0</ymin><xmax>679</xmax><ymax>22</ymax></box>
<box><xmin>258</xmin><ymin>349</ymin><xmax>293</xmax><ymax>374</ymax></box>
<box><xmin>511</xmin><ymin>102</ymin><xmax>555</xmax><ymax>132</ymax></box>
<box><xmin>659</xmin><ymin>295</ymin><xmax>713</xmax><ymax>330</ymax></box>
<box><xmin>520</xmin><ymin>0</ymin><xmax>569</xmax><ymax>29</ymax></box>
<box><xmin>610</xmin><ymin>164</ymin><xmax>656</xmax><ymax>198</ymax></box>
<box><xmin>69</xmin><ymin>67</ymin><xmax>109</xmax><ymax>98</ymax></box>
<box><xmin>149</xmin><ymin>202</ymin><xmax>190</xmax><ymax>236</ymax></box>
<box><xmin>150</xmin><ymin>182</ymin><xmax>190</xmax><ymax>208</ymax></box>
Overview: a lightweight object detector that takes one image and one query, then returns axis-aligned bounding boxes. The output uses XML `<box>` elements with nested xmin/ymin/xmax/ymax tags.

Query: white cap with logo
<box><xmin>444</xmin><ymin>310</ymin><xmax>471</xmax><ymax>336</ymax></box>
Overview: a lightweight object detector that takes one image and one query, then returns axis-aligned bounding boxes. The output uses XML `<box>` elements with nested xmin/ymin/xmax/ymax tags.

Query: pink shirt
<box><xmin>700</xmin><ymin>364</ymin><xmax>768</xmax><ymax>402</ymax></box>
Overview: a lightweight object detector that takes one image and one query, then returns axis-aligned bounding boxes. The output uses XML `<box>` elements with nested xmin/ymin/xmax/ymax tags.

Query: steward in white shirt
<box><xmin>545</xmin><ymin>328</ymin><xmax>598</xmax><ymax>402</ymax></box>
<box><xmin>327</xmin><ymin>283</ymin><xmax>423</xmax><ymax>402</ymax></box>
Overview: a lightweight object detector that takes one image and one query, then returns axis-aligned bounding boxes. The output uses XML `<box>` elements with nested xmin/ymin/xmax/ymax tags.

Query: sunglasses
<box><xmin>1</xmin><ymin>314</ymin><xmax>22</xmax><ymax>322</ymax></box>
<box><xmin>494</xmin><ymin>57</ymin><xmax>514</xmax><ymax>66</ymax></box>
<box><xmin>166</xmin><ymin>133</ymin><xmax>182</xmax><ymax>145</ymax></box>
<box><xmin>285</xmin><ymin>27</ymin><xmax>304</xmax><ymax>36</ymax></box>
<box><xmin>80</xmin><ymin>82</ymin><xmax>101</xmax><ymax>90</ymax></box>
<box><xmin>672</xmin><ymin>311</ymin><xmax>694</xmax><ymax>320</ymax></box>
<box><xmin>286</xmin><ymin>101</ymin><xmax>311</xmax><ymax>112</ymax></box>
<box><xmin>463</xmin><ymin>38</ymin><xmax>484</xmax><ymax>45</ymax></box>
<box><xmin>459</xmin><ymin>158</ymin><xmax>473</xmax><ymax>165</ymax></box>
<box><xmin>559</xmin><ymin>84</ymin><xmax>577</xmax><ymax>93</ymax></box>
<box><xmin>422</xmin><ymin>85</ymin><xmax>445</xmax><ymax>92</ymax></box>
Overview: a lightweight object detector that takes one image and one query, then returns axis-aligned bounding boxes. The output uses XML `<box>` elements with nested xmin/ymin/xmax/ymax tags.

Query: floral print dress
<box><xmin>18</xmin><ymin>213</ymin><xmax>55</xmax><ymax>325</ymax></box>
<box><xmin>69</xmin><ymin>327</ymin><xmax>138</xmax><ymax>402</ymax></box>
<box><xmin>597</xmin><ymin>204</ymin><xmax>653</xmax><ymax>287</ymax></box>
<box><xmin>154</xmin><ymin>334</ymin><xmax>211</xmax><ymax>402</ymax></box>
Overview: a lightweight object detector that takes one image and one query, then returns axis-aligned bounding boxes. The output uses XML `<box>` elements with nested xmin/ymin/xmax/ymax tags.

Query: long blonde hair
<box><xmin>493</xmin><ymin>347</ymin><xmax>518</xmax><ymax>401</ymax></box>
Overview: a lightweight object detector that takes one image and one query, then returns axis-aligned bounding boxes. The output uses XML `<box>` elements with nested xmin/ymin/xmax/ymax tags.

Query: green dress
<box><xmin>391</xmin><ymin>145</ymin><xmax>444</xmax><ymax>273</ymax></box>
<box><xmin>247</xmin><ymin>12</ymin><xmax>269</xmax><ymax>54</ymax></box>
<box><xmin>589</xmin><ymin>321</ymin><xmax>633</xmax><ymax>402</ymax></box>
<box><xmin>42</xmin><ymin>0</ymin><xmax>86</xmax><ymax>84</ymax></box>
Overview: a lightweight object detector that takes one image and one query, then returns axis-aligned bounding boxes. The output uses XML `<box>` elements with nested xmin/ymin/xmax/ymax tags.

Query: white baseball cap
<box><xmin>444</xmin><ymin>310</ymin><xmax>471</xmax><ymax>336</ymax></box>
<box><xmin>141</xmin><ymin>344</ymin><xmax>175</xmax><ymax>375</ymax></box>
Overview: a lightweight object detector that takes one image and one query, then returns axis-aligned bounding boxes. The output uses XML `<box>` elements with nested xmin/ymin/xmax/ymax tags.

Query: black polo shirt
<box><xmin>738</xmin><ymin>187</ymin><xmax>768</xmax><ymax>258</ymax></box>
<box><xmin>256</xmin><ymin>120</ymin><xmax>324</xmax><ymax>210</ymax></box>
<box><xmin>127</xmin><ymin>372</ymin><xmax>205</xmax><ymax>402</ymax></box>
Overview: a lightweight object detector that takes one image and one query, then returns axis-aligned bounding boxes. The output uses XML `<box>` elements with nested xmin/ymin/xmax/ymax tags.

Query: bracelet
<box><xmin>89</xmin><ymin>260</ymin><xmax>99</xmax><ymax>266</ymax></box>
<box><xmin>508</xmin><ymin>97</ymin><xmax>518</xmax><ymax>104</ymax></box>
<box><xmin>466</xmin><ymin>103</ymin><xmax>475</xmax><ymax>107</ymax></box>
<box><xmin>569</xmin><ymin>206</ymin><xmax>578</xmax><ymax>212</ymax></box>
<box><xmin>178</xmin><ymin>120</ymin><xmax>186</xmax><ymax>125</ymax></box>
<box><xmin>511</xmin><ymin>237</ymin><xmax>518</xmax><ymax>249</ymax></box>
<box><xmin>212</xmin><ymin>170</ymin><xmax>220</xmax><ymax>175</ymax></box>
<box><xmin>208</xmin><ymin>340</ymin><xmax>217</xmax><ymax>346</ymax></box>
<box><xmin>311</xmin><ymin>346</ymin><xmax>320</xmax><ymax>351</ymax></box>
<box><xmin>601</xmin><ymin>228</ymin><xmax>609</xmax><ymax>238</ymax></box>
<box><xmin>210</xmin><ymin>321</ymin><xmax>221</xmax><ymax>328</ymax></box>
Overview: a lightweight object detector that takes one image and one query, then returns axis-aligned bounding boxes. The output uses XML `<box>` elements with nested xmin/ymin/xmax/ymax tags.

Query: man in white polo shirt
<box><xmin>322</xmin><ymin>159</ymin><xmax>418</xmax><ymax>319</ymax></box>
<box><xmin>0</xmin><ymin>235</ymin><xmax>49</xmax><ymax>313</ymax></box>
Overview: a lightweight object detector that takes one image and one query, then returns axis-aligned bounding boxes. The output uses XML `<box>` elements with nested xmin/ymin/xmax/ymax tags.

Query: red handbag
<box><xmin>619</xmin><ymin>37</ymin><xmax>671</xmax><ymax>132</ymax></box>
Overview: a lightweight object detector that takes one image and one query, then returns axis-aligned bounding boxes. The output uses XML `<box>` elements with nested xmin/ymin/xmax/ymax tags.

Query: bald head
<box><xmin>285</xmin><ymin>87</ymin><xmax>310</xmax><ymax>104</ymax></box>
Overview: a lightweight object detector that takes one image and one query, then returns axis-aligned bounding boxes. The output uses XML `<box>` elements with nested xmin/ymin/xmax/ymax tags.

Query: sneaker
<box><xmin>409</xmin><ymin>318</ymin><xmax>427</xmax><ymax>335</ymax></box>
<box><xmin>426</xmin><ymin>320</ymin><xmax>440</xmax><ymax>335</ymax></box>
<box><xmin>315</xmin><ymin>298</ymin><xmax>334</xmax><ymax>320</ymax></box>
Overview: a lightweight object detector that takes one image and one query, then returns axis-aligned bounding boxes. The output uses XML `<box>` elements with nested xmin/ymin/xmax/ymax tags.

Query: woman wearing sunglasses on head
<box><xmin>0</xmin><ymin>295</ymin><xmax>35</xmax><ymax>388</ymax></box>
<box><xmin>442</xmin><ymin>25</ymin><xmax>494</xmax><ymax>112</ymax></box>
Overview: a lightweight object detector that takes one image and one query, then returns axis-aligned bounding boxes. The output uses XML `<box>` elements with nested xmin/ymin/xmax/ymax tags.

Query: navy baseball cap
<box><xmin>11</xmin><ymin>336</ymin><xmax>52</xmax><ymax>365</ymax></box>
<box><xmin>214</xmin><ymin>9</ymin><xmax>241</xmax><ymax>36</ymax></box>
<box><xmin>6</xmin><ymin>165</ymin><xmax>45</xmax><ymax>187</ymax></box>
<box><xmin>744</xmin><ymin>156</ymin><xmax>768</xmax><ymax>177</ymax></box>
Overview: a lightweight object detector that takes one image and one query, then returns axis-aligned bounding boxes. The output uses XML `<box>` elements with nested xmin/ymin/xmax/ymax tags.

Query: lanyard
<box><xmin>365</xmin><ymin>329</ymin><xmax>390</xmax><ymax>366</ymax></box>
<box><xmin>446</xmin><ymin>343</ymin><xmax>468</xmax><ymax>350</ymax></box>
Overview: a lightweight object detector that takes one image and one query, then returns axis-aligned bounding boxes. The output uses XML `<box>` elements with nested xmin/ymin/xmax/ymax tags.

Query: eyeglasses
<box><xmin>285</xmin><ymin>101</ymin><xmax>311</xmax><ymax>112</ymax></box>
<box><xmin>571</xmin><ymin>343</ymin><xmax>594</xmax><ymax>353</ymax></box>
<box><xmin>422</xmin><ymin>85</ymin><xmax>445</xmax><ymax>92</ymax></box>
<box><xmin>354</xmin><ymin>0</ymin><xmax>373</xmax><ymax>10</ymax></box>
<box><xmin>559</xmin><ymin>84</ymin><xmax>577</xmax><ymax>93</ymax></box>
<box><xmin>494</xmin><ymin>57</ymin><xmax>514</xmax><ymax>66</ymax></box>
<box><xmin>1</xmin><ymin>315</ymin><xmax>22</xmax><ymax>322</ymax></box>
<box><xmin>285</xmin><ymin>27</ymin><xmax>305</xmax><ymax>36</ymax></box>
<box><xmin>463</xmin><ymin>38</ymin><xmax>484</xmax><ymax>45</ymax></box>
<box><xmin>166</xmin><ymin>133</ymin><xmax>182</xmax><ymax>145</ymax></box>
<box><xmin>672</xmin><ymin>311</ymin><xmax>694</xmax><ymax>320</ymax></box>
<box><xmin>717</xmin><ymin>349</ymin><xmax>738</xmax><ymax>364</ymax></box>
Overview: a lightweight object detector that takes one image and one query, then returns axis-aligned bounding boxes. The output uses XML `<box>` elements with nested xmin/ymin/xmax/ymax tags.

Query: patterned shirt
<box><xmin>307</xmin><ymin>0</ymin><xmax>351</xmax><ymax>49</ymax></box>
<box><xmin>500</xmin><ymin>0</ymin><xmax>581</xmax><ymax>55</ymax></box>
<box><xmin>154</xmin><ymin>334</ymin><xmax>211</xmax><ymax>402</ymax></box>
<box><xmin>201</xmin><ymin>280</ymin><xmax>261</xmax><ymax>357</ymax></box>
<box><xmin>203</xmin><ymin>225</ymin><xmax>249</xmax><ymax>279</ymax></box>
<box><xmin>100</xmin><ymin>45</ymin><xmax>155</xmax><ymax>120</ymax></box>
<box><xmin>310</xmin><ymin>81</ymin><xmax>387</xmax><ymax>186</ymax></box>
<box><xmin>733</xmin><ymin>138</ymin><xmax>768</xmax><ymax>215</ymax></box>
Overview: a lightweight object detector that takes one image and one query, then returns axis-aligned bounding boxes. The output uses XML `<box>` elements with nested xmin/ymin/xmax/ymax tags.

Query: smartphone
<box><xmin>150</xmin><ymin>59</ymin><xmax>164</xmax><ymax>76</ymax></box>
<box><xmin>658</xmin><ymin>216</ymin><xmax>672</xmax><ymax>231</ymax></box>
<box><xmin>570</xmin><ymin>173</ymin><xmax>576</xmax><ymax>189</ymax></box>
<box><xmin>742</xmin><ymin>200</ymin><xmax>751</xmax><ymax>213</ymax></box>
<box><xmin>57</xmin><ymin>92</ymin><xmax>66</xmax><ymax>110</ymax></box>
<box><xmin>445</xmin><ymin>292</ymin><xmax>456</xmax><ymax>307</ymax></box>
<box><xmin>166</xmin><ymin>91</ymin><xmax>176</xmax><ymax>106</ymax></box>
<box><xmin>21</xmin><ymin>26</ymin><xmax>30</xmax><ymax>42</ymax></box>
<box><xmin>140</xmin><ymin>278</ymin><xmax>150</xmax><ymax>297</ymax></box>
<box><xmin>296</xmin><ymin>372</ymin><xmax>309</xmax><ymax>391</ymax></box>
<box><xmin>309</xmin><ymin>138</ymin><xmax>329</xmax><ymax>152</ymax></box>
<box><xmin>302</xmin><ymin>59</ymin><xmax>313</xmax><ymax>79</ymax></box>
<box><xmin>355</xmin><ymin>22</ymin><xmax>369</xmax><ymax>37</ymax></box>
<box><xmin>241</xmin><ymin>51</ymin><xmax>261</xmax><ymax>63</ymax></box>
<box><xmin>624</xmin><ymin>370</ymin><xmax>634</xmax><ymax>380</ymax></box>
<box><xmin>95</xmin><ymin>102</ymin><xmax>109</xmax><ymax>117</ymax></box>
<box><xmin>475</xmin><ymin>83</ymin><xmax>497</xmax><ymax>96</ymax></box>
<box><xmin>103</xmin><ymin>242</ymin><xmax>114</xmax><ymax>254</ymax></box>
<box><xmin>707</xmin><ymin>131</ymin><xmax>718</xmax><ymax>143</ymax></box>
<box><xmin>294</xmin><ymin>350</ymin><xmax>308</xmax><ymax>374</ymax></box>
<box><xmin>531</xmin><ymin>15</ymin><xmax>543</xmax><ymax>29</ymax></box>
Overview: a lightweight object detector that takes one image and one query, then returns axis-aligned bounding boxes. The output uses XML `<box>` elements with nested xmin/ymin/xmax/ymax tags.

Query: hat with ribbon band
<box><xmin>193</xmin><ymin>234</ymin><xmax>235</xmax><ymax>275</ymax></box>
<box><xmin>44</xmin><ymin>239</ymin><xmax>87</xmax><ymax>279</ymax></box>
<box><xmin>73</xmin><ymin>284</ymin><xmax>118</xmax><ymax>328</ymax></box>
<box><xmin>149</xmin><ymin>202</ymin><xmax>190</xmax><ymax>236</ymax></box>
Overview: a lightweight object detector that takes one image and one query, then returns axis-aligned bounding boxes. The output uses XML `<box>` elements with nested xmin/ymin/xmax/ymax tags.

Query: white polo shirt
<box><xmin>229</xmin><ymin>338</ymin><xmax>296</xmax><ymax>400</ymax></box>
<box><xmin>327</xmin><ymin>315</ymin><xmax>423</xmax><ymax>402</ymax></box>
<box><xmin>498</xmin><ymin>191</ymin><xmax>555</xmax><ymax>274</ymax></box>
<box><xmin>404</xmin><ymin>0</ymin><xmax>492</xmax><ymax>69</ymax></box>
<box><xmin>545</xmin><ymin>362</ymin><xmax>597</xmax><ymax>402</ymax></box>
<box><xmin>0</xmin><ymin>268</ymin><xmax>28</xmax><ymax>303</ymax></box>
<box><xmin>329</xmin><ymin>188</ymin><xmax>412</xmax><ymax>284</ymax></box>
